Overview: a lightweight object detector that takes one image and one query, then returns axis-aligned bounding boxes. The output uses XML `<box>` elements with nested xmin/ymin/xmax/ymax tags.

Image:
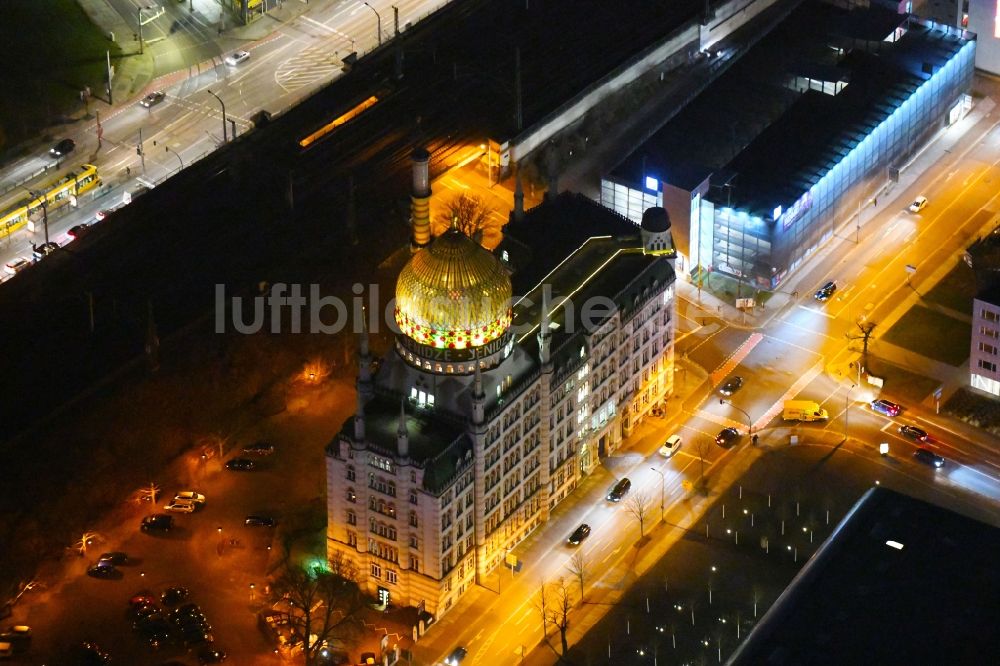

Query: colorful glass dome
<box><xmin>395</xmin><ymin>228</ymin><xmax>512</xmax><ymax>351</ymax></box>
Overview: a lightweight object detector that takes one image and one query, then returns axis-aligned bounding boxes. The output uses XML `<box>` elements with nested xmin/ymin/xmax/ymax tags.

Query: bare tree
<box><xmin>547</xmin><ymin>578</ymin><xmax>574</xmax><ymax>657</ymax></box>
<box><xmin>626</xmin><ymin>491</ymin><xmax>651</xmax><ymax>538</ymax></box>
<box><xmin>269</xmin><ymin>552</ymin><xmax>367</xmax><ymax>665</ymax></box>
<box><xmin>534</xmin><ymin>581</ymin><xmax>549</xmax><ymax>638</ymax></box>
<box><xmin>436</xmin><ymin>192</ymin><xmax>493</xmax><ymax>243</ymax></box>
<box><xmin>566</xmin><ymin>551</ymin><xmax>587</xmax><ymax>601</ymax></box>
<box><xmin>846</xmin><ymin>320</ymin><xmax>877</xmax><ymax>371</ymax></box>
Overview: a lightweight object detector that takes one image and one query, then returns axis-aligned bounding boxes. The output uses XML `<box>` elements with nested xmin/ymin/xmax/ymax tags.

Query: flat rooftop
<box><xmin>728</xmin><ymin>486</ymin><xmax>1000</xmax><ymax>666</ymax></box>
<box><xmin>612</xmin><ymin>0</ymin><xmax>973</xmax><ymax>215</ymax></box>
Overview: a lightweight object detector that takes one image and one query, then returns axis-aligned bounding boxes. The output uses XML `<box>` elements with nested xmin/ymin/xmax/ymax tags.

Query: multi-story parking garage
<box><xmin>601</xmin><ymin>0</ymin><xmax>976</xmax><ymax>290</ymax></box>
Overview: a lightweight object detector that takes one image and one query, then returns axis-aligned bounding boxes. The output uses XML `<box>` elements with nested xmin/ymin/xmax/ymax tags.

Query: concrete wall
<box><xmin>700</xmin><ymin>0</ymin><xmax>787</xmax><ymax>50</ymax></box>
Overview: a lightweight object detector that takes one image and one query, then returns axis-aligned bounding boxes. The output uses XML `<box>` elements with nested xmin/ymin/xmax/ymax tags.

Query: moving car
<box><xmin>225</xmin><ymin>457</ymin><xmax>256</xmax><ymax>471</ymax></box>
<box><xmin>164</xmin><ymin>498</ymin><xmax>197</xmax><ymax>513</ymax></box>
<box><xmin>225</xmin><ymin>50</ymin><xmax>250</xmax><ymax>66</ymax></box>
<box><xmin>718</xmin><ymin>376</ymin><xmax>743</xmax><ymax>396</ymax></box>
<box><xmin>32</xmin><ymin>242</ymin><xmax>59</xmax><ymax>260</ymax></box>
<box><xmin>659</xmin><ymin>434</ymin><xmax>682</xmax><ymax>457</ymax></box>
<box><xmin>870</xmin><ymin>399</ymin><xmax>901</xmax><ymax>417</ymax></box>
<box><xmin>98</xmin><ymin>551</ymin><xmax>127</xmax><ymax>565</ymax></box>
<box><xmin>814</xmin><ymin>281</ymin><xmax>837</xmax><ymax>302</ymax></box>
<box><xmin>908</xmin><ymin>195</ymin><xmax>928</xmax><ymax>213</ymax></box>
<box><xmin>68</xmin><ymin>223</ymin><xmax>94</xmax><ymax>239</ymax></box>
<box><xmin>444</xmin><ymin>646</ymin><xmax>468</xmax><ymax>665</ymax></box>
<box><xmin>49</xmin><ymin>138</ymin><xmax>75</xmax><ymax>157</ymax></box>
<box><xmin>140</xmin><ymin>91</ymin><xmax>166</xmax><ymax>108</ymax></box>
<box><xmin>242</xmin><ymin>441</ymin><xmax>275</xmax><ymax>456</ymax></box>
<box><xmin>141</xmin><ymin>513</ymin><xmax>174</xmax><ymax>532</ymax></box>
<box><xmin>3</xmin><ymin>258</ymin><xmax>30</xmax><ymax>275</ymax></box>
<box><xmin>914</xmin><ymin>447</ymin><xmax>945</xmax><ymax>468</ymax></box>
<box><xmin>606</xmin><ymin>478</ymin><xmax>631</xmax><ymax>502</ymax></box>
<box><xmin>567</xmin><ymin>524</ymin><xmax>591</xmax><ymax>545</ymax></box>
<box><xmin>244</xmin><ymin>515</ymin><xmax>276</xmax><ymax>527</ymax></box>
<box><xmin>715</xmin><ymin>427</ymin><xmax>740</xmax><ymax>447</ymax></box>
<box><xmin>174</xmin><ymin>491</ymin><xmax>206</xmax><ymax>505</ymax></box>
<box><xmin>898</xmin><ymin>425</ymin><xmax>928</xmax><ymax>441</ymax></box>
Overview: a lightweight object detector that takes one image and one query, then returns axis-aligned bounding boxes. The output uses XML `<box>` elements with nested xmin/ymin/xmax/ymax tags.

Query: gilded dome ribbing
<box><xmin>395</xmin><ymin>229</ymin><xmax>512</xmax><ymax>350</ymax></box>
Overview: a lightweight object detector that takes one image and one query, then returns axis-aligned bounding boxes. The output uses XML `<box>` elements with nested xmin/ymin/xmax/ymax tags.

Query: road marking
<box><xmin>796</xmin><ymin>304</ymin><xmax>837</xmax><ymax>320</ymax></box>
<box><xmin>709</xmin><ymin>332</ymin><xmax>763</xmax><ymax>386</ymax></box>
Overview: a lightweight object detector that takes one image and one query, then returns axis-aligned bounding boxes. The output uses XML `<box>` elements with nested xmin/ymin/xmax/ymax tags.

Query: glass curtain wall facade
<box><xmin>601</xmin><ymin>180</ymin><xmax>663</xmax><ymax>223</ymax></box>
<box><xmin>710</xmin><ymin>37</ymin><xmax>976</xmax><ymax>289</ymax></box>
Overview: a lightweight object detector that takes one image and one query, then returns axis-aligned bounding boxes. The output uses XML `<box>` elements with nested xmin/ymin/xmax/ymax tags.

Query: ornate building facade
<box><xmin>325</xmin><ymin>193</ymin><xmax>677</xmax><ymax>618</ymax></box>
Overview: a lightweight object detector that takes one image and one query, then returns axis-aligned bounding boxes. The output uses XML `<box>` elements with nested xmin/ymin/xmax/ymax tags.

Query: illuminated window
<box><xmin>371</xmin><ymin>563</ymin><xmax>382</xmax><ymax>579</ymax></box>
<box><xmin>502</xmin><ymin>250</ymin><xmax>509</xmax><ymax>262</ymax></box>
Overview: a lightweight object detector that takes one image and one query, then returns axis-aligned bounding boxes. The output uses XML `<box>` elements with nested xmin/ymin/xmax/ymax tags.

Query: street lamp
<box><xmin>844</xmin><ymin>383</ymin><xmax>855</xmax><ymax>441</ymax></box>
<box><xmin>363</xmin><ymin>2</ymin><xmax>382</xmax><ymax>46</ymax></box>
<box><xmin>164</xmin><ymin>145</ymin><xmax>184</xmax><ymax>172</ymax></box>
<box><xmin>650</xmin><ymin>467</ymin><xmax>665</xmax><ymax>523</ymax></box>
<box><xmin>719</xmin><ymin>398</ymin><xmax>752</xmax><ymax>435</ymax></box>
<box><xmin>206</xmin><ymin>90</ymin><xmax>228</xmax><ymax>143</ymax></box>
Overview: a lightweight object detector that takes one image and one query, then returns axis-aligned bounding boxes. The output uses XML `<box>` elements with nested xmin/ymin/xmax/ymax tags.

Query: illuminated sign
<box><xmin>780</xmin><ymin>190</ymin><xmax>813</xmax><ymax>229</ymax></box>
<box><xmin>773</xmin><ymin>205</ymin><xmax>783</xmax><ymax>220</ymax></box>
<box><xmin>645</xmin><ymin>175</ymin><xmax>658</xmax><ymax>191</ymax></box>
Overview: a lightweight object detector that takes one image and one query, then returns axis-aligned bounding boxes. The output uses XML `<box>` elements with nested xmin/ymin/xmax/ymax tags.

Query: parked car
<box><xmin>68</xmin><ymin>223</ymin><xmax>94</xmax><ymax>239</ymax></box>
<box><xmin>718</xmin><ymin>376</ymin><xmax>743</xmax><ymax>396</ymax></box>
<box><xmin>141</xmin><ymin>514</ymin><xmax>174</xmax><ymax>532</ymax></box>
<box><xmin>606</xmin><ymin>478</ymin><xmax>631</xmax><ymax>502</ymax></box>
<box><xmin>567</xmin><ymin>524</ymin><xmax>591</xmax><ymax>545</ymax></box>
<box><xmin>444</xmin><ymin>646</ymin><xmax>468</xmax><ymax>665</ymax></box>
<box><xmin>98</xmin><ymin>551</ymin><xmax>127</xmax><ymax>565</ymax></box>
<box><xmin>914</xmin><ymin>447</ymin><xmax>945</xmax><ymax>468</ymax></box>
<box><xmin>49</xmin><ymin>138</ymin><xmax>76</xmax><ymax>157</ymax></box>
<box><xmin>0</xmin><ymin>625</ymin><xmax>31</xmax><ymax>640</ymax></box>
<box><xmin>161</xmin><ymin>586</ymin><xmax>190</xmax><ymax>606</ymax></box>
<box><xmin>898</xmin><ymin>424</ymin><xmax>928</xmax><ymax>441</ymax></box>
<box><xmin>814</xmin><ymin>281</ymin><xmax>837</xmax><ymax>302</ymax></box>
<box><xmin>659</xmin><ymin>434</ymin><xmax>683</xmax><ymax>457</ymax></box>
<box><xmin>4</xmin><ymin>258</ymin><xmax>31</xmax><ymax>275</ymax></box>
<box><xmin>32</xmin><ymin>242</ymin><xmax>59</xmax><ymax>260</ymax></box>
<box><xmin>715</xmin><ymin>427</ymin><xmax>740</xmax><ymax>447</ymax></box>
<box><xmin>242</xmin><ymin>441</ymin><xmax>275</xmax><ymax>456</ymax></box>
<box><xmin>225</xmin><ymin>457</ymin><xmax>256</xmax><ymax>471</ymax></box>
<box><xmin>870</xmin><ymin>399</ymin><xmax>902</xmax><ymax>417</ymax></box>
<box><xmin>94</xmin><ymin>209</ymin><xmax>110</xmax><ymax>221</ymax></box>
<box><xmin>164</xmin><ymin>498</ymin><xmax>197</xmax><ymax>513</ymax></box>
<box><xmin>244</xmin><ymin>515</ymin><xmax>276</xmax><ymax>528</ymax></box>
<box><xmin>129</xmin><ymin>592</ymin><xmax>157</xmax><ymax>608</ymax></box>
<box><xmin>87</xmin><ymin>562</ymin><xmax>117</xmax><ymax>579</ymax></box>
<box><xmin>225</xmin><ymin>50</ymin><xmax>250</xmax><ymax>66</ymax></box>
<box><xmin>174</xmin><ymin>491</ymin><xmax>206</xmax><ymax>505</ymax></box>
<box><xmin>140</xmin><ymin>91</ymin><xmax>166</xmax><ymax>108</ymax></box>
<box><xmin>908</xmin><ymin>195</ymin><xmax>928</xmax><ymax>213</ymax></box>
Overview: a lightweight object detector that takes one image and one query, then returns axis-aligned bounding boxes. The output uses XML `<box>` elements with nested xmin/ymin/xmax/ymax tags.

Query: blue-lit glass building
<box><xmin>602</xmin><ymin>0</ymin><xmax>976</xmax><ymax>289</ymax></box>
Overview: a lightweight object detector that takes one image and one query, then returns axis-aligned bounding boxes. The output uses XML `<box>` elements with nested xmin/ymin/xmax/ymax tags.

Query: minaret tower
<box><xmin>410</xmin><ymin>148</ymin><xmax>432</xmax><ymax>250</ymax></box>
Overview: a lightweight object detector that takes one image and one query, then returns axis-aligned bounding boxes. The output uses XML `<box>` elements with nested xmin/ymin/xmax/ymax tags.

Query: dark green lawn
<box><xmin>867</xmin><ymin>356</ymin><xmax>940</xmax><ymax>403</ymax></box>
<box><xmin>922</xmin><ymin>261</ymin><xmax>976</xmax><ymax>315</ymax></box>
<box><xmin>882</xmin><ymin>305</ymin><xmax>971</xmax><ymax>366</ymax></box>
<box><xmin>0</xmin><ymin>0</ymin><xmax>123</xmax><ymax>152</ymax></box>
